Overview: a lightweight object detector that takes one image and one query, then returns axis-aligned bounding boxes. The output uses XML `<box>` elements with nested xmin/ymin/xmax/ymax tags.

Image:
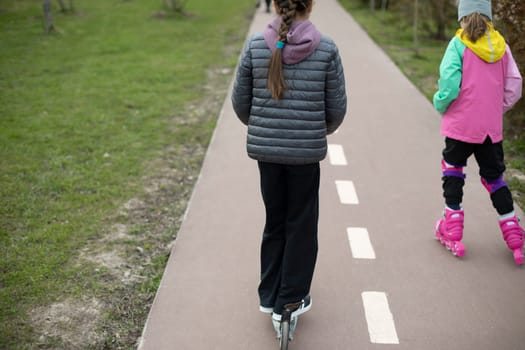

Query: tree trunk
<box><xmin>370</xmin><ymin>0</ymin><xmax>375</xmax><ymax>11</ymax></box>
<box><xmin>43</xmin><ymin>0</ymin><xmax>54</xmax><ymax>33</ymax></box>
<box><xmin>413</xmin><ymin>0</ymin><xmax>419</xmax><ymax>53</ymax></box>
<box><xmin>164</xmin><ymin>0</ymin><xmax>186</xmax><ymax>13</ymax></box>
<box><xmin>57</xmin><ymin>0</ymin><xmax>66</xmax><ymax>12</ymax></box>
<box><xmin>57</xmin><ymin>0</ymin><xmax>74</xmax><ymax>12</ymax></box>
<box><xmin>164</xmin><ymin>0</ymin><xmax>176</xmax><ymax>11</ymax></box>
<box><xmin>435</xmin><ymin>0</ymin><xmax>447</xmax><ymax>40</ymax></box>
<box><xmin>172</xmin><ymin>0</ymin><xmax>186</xmax><ymax>11</ymax></box>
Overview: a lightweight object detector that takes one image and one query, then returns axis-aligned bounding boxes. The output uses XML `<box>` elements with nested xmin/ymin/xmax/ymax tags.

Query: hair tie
<box><xmin>276</xmin><ymin>41</ymin><xmax>286</xmax><ymax>49</ymax></box>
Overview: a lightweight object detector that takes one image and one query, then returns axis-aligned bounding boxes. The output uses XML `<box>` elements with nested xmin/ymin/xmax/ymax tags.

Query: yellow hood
<box><xmin>456</xmin><ymin>23</ymin><xmax>506</xmax><ymax>63</ymax></box>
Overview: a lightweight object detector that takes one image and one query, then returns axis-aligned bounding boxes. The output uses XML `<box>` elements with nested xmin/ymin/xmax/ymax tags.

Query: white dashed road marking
<box><xmin>347</xmin><ymin>227</ymin><xmax>376</xmax><ymax>259</ymax></box>
<box><xmin>331</xmin><ymin>144</ymin><xmax>399</xmax><ymax>344</ymax></box>
<box><xmin>361</xmin><ymin>292</ymin><xmax>400</xmax><ymax>344</ymax></box>
<box><xmin>335</xmin><ymin>180</ymin><xmax>359</xmax><ymax>204</ymax></box>
<box><xmin>328</xmin><ymin>144</ymin><xmax>347</xmax><ymax>165</ymax></box>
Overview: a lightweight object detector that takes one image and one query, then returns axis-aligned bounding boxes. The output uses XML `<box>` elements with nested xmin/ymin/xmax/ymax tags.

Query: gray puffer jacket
<box><xmin>231</xmin><ymin>27</ymin><xmax>347</xmax><ymax>165</ymax></box>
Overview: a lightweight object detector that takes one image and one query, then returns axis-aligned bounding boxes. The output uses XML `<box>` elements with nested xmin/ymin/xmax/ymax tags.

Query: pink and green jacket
<box><xmin>433</xmin><ymin>24</ymin><xmax>522</xmax><ymax>143</ymax></box>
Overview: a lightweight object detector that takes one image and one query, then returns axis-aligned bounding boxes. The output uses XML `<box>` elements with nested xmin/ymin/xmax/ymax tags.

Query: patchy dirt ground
<box><xmin>31</xmin><ymin>298</ymin><xmax>103</xmax><ymax>348</ymax></box>
<box><xmin>28</xmin><ymin>66</ymin><xmax>234</xmax><ymax>349</ymax></box>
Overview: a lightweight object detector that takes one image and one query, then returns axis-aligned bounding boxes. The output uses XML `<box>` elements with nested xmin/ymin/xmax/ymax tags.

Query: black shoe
<box><xmin>272</xmin><ymin>295</ymin><xmax>312</xmax><ymax>321</ymax></box>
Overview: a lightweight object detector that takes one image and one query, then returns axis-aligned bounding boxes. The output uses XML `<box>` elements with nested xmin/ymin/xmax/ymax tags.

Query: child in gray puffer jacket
<box><xmin>231</xmin><ymin>0</ymin><xmax>347</xmax><ymax>333</ymax></box>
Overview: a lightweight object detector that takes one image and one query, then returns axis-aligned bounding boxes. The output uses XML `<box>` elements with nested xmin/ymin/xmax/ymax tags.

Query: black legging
<box><xmin>442</xmin><ymin>137</ymin><xmax>514</xmax><ymax>215</ymax></box>
<box><xmin>257</xmin><ymin>0</ymin><xmax>271</xmax><ymax>10</ymax></box>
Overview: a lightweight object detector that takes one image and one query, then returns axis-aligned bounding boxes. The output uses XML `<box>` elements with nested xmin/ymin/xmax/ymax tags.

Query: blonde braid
<box><xmin>268</xmin><ymin>0</ymin><xmax>311</xmax><ymax>99</ymax></box>
<box><xmin>277</xmin><ymin>0</ymin><xmax>296</xmax><ymax>43</ymax></box>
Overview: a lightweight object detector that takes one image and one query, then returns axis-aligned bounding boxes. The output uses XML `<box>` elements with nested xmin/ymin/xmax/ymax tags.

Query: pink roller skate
<box><xmin>435</xmin><ymin>208</ymin><xmax>465</xmax><ymax>257</ymax></box>
<box><xmin>499</xmin><ymin>216</ymin><xmax>525</xmax><ymax>265</ymax></box>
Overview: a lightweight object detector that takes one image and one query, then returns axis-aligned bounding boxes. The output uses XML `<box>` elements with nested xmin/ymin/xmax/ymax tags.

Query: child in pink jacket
<box><xmin>433</xmin><ymin>0</ymin><xmax>524</xmax><ymax>264</ymax></box>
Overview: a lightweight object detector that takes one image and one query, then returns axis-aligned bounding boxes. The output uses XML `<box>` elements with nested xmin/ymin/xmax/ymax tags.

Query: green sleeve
<box><xmin>433</xmin><ymin>37</ymin><xmax>465</xmax><ymax>114</ymax></box>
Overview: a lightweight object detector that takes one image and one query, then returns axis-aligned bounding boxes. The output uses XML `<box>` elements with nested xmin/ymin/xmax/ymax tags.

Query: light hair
<box><xmin>460</xmin><ymin>12</ymin><xmax>490</xmax><ymax>43</ymax></box>
<box><xmin>268</xmin><ymin>0</ymin><xmax>312</xmax><ymax>100</ymax></box>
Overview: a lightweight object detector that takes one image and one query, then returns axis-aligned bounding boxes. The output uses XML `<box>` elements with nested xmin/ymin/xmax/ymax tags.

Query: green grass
<box><xmin>0</xmin><ymin>0</ymin><xmax>255</xmax><ymax>348</ymax></box>
<box><xmin>338</xmin><ymin>0</ymin><xmax>525</xmax><ymax>210</ymax></box>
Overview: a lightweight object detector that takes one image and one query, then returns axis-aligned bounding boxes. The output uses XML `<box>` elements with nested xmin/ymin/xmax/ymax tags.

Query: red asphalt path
<box><xmin>139</xmin><ymin>1</ymin><xmax>525</xmax><ymax>349</ymax></box>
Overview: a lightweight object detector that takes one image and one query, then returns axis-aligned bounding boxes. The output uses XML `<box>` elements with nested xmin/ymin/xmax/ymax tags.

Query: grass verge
<box><xmin>337</xmin><ymin>0</ymin><xmax>525</xmax><ymax>210</ymax></box>
<box><xmin>0</xmin><ymin>0</ymin><xmax>255</xmax><ymax>348</ymax></box>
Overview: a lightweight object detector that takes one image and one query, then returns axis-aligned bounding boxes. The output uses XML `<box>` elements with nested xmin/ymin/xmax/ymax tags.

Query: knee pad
<box><xmin>442</xmin><ymin>160</ymin><xmax>466</xmax><ymax>179</ymax></box>
<box><xmin>481</xmin><ymin>175</ymin><xmax>507</xmax><ymax>194</ymax></box>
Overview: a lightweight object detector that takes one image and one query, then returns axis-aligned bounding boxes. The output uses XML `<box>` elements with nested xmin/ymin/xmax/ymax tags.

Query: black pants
<box><xmin>257</xmin><ymin>161</ymin><xmax>319</xmax><ymax>314</ymax></box>
<box><xmin>442</xmin><ymin>137</ymin><xmax>514</xmax><ymax>215</ymax></box>
<box><xmin>256</xmin><ymin>0</ymin><xmax>271</xmax><ymax>8</ymax></box>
